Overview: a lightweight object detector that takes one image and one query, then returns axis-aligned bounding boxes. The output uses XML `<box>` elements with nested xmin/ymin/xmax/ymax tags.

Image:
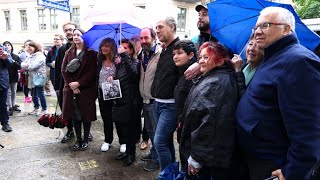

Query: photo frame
<box><xmin>101</xmin><ymin>79</ymin><xmax>122</xmax><ymax>100</ymax></box>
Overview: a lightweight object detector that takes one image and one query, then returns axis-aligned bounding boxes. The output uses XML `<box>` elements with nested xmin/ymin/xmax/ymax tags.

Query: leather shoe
<box><xmin>61</xmin><ymin>131</ymin><xmax>74</xmax><ymax>143</ymax></box>
<box><xmin>13</xmin><ymin>106</ymin><xmax>21</xmax><ymax>112</ymax></box>
<box><xmin>88</xmin><ymin>133</ymin><xmax>93</xmax><ymax>141</ymax></box>
<box><xmin>115</xmin><ymin>152</ymin><xmax>128</xmax><ymax>160</ymax></box>
<box><xmin>140</xmin><ymin>152</ymin><xmax>152</xmax><ymax>161</ymax></box>
<box><xmin>123</xmin><ymin>155</ymin><xmax>135</xmax><ymax>167</ymax></box>
<box><xmin>8</xmin><ymin>108</ymin><xmax>13</xmax><ymax>116</ymax></box>
<box><xmin>81</xmin><ymin>140</ymin><xmax>89</xmax><ymax>151</ymax></box>
<box><xmin>143</xmin><ymin>160</ymin><xmax>160</xmax><ymax>171</ymax></box>
<box><xmin>2</xmin><ymin>123</ymin><xmax>12</xmax><ymax>132</ymax></box>
<box><xmin>73</xmin><ymin>139</ymin><xmax>82</xmax><ymax>151</ymax></box>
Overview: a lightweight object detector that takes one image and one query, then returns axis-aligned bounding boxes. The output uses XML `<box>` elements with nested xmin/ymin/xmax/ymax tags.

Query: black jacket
<box><xmin>54</xmin><ymin>42</ymin><xmax>72</xmax><ymax>90</ymax></box>
<box><xmin>151</xmin><ymin>37</ymin><xmax>180</xmax><ymax>99</ymax></box>
<box><xmin>179</xmin><ymin>64</ymin><xmax>238</xmax><ymax>172</ymax></box>
<box><xmin>8</xmin><ymin>53</ymin><xmax>21</xmax><ymax>83</ymax></box>
<box><xmin>112</xmin><ymin>53</ymin><xmax>139</xmax><ymax>124</ymax></box>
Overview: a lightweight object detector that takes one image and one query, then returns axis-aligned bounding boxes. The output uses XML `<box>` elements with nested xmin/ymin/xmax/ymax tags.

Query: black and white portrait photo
<box><xmin>101</xmin><ymin>80</ymin><xmax>122</xmax><ymax>100</ymax></box>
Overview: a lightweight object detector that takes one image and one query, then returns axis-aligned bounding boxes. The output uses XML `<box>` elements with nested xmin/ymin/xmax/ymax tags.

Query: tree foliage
<box><xmin>293</xmin><ymin>0</ymin><xmax>320</xmax><ymax>19</ymax></box>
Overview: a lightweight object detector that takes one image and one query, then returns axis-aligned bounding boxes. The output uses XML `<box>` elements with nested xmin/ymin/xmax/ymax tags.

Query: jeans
<box><xmin>0</xmin><ymin>89</ymin><xmax>9</xmax><ymax>124</ymax></box>
<box><xmin>143</xmin><ymin>103</ymin><xmax>158</xmax><ymax>163</ymax></box>
<box><xmin>153</xmin><ymin>101</ymin><xmax>177</xmax><ymax>170</ymax></box>
<box><xmin>7</xmin><ymin>82</ymin><xmax>17</xmax><ymax>108</ymax></box>
<box><xmin>31</xmin><ymin>86</ymin><xmax>47</xmax><ymax>110</ymax></box>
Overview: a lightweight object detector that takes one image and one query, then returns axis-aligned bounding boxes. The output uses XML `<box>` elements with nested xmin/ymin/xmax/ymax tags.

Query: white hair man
<box><xmin>236</xmin><ymin>7</ymin><xmax>320</xmax><ymax>180</ymax></box>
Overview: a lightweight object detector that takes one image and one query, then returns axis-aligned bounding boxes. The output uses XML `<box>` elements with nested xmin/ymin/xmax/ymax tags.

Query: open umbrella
<box><xmin>208</xmin><ymin>0</ymin><xmax>320</xmax><ymax>55</ymax></box>
<box><xmin>82</xmin><ymin>23</ymin><xmax>141</xmax><ymax>51</ymax></box>
<box><xmin>82</xmin><ymin>0</ymin><xmax>149</xmax><ymax>50</ymax></box>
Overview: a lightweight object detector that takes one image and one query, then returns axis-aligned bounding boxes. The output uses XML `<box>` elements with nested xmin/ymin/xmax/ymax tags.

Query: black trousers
<box><xmin>243</xmin><ymin>151</ymin><xmax>278</xmax><ymax>180</ymax></box>
<box><xmin>133</xmin><ymin>100</ymin><xmax>143</xmax><ymax>141</ymax></box>
<box><xmin>98</xmin><ymin>95</ymin><xmax>126</xmax><ymax>144</ymax></box>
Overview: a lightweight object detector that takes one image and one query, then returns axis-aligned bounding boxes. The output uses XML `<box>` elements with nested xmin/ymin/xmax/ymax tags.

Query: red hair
<box><xmin>198</xmin><ymin>42</ymin><xmax>229</xmax><ymax>65</ymax></box>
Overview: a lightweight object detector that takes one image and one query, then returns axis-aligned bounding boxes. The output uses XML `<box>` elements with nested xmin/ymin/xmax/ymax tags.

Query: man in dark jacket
<box><xmin>55</xmin><ymin>22</ymin><xmax>77</xmax><ymax>143</ymax></box>
<box><xmin>151</xmin><ymin>17</ymin><xmax>180</xmax><ymax>171</ymax></box>
<box><xmin>194</xmin><ymin>4</ymin><xmax>218</xmax><ymax>49</ymax></box>
<box><xmin>3</xmin><ymin>41</ymin><xmax>22</xmax><ymax>116</ymax></box>
<box><xmin>236</xmin><ymin>7</ymin><xmax>320</xmax><ymax>180</ymax></box>
<box><xmin>0</xmin><ymin>44</ymin><xmax>13</xmax><ymax>132</ymax></box>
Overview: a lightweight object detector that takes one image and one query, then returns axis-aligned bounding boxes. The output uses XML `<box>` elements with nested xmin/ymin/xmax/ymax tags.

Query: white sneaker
<box><xmin>120</xmin><ymin>144</ymin><xmax>126</xmax><ymax>153</ymax></box>
<box><xmin>28</xmin><ymin>108</ymin><xmax>40</xmax><ymax>115</ymax></box>
<box><xmin>36</xmin><ymin>110</ymin><xmax>49</xmax><ymax>116</ymax></box>
<box><xmin>101</xmin><ymin>142</ymin><xmax>110</xmax><ymax>152</ymax></box>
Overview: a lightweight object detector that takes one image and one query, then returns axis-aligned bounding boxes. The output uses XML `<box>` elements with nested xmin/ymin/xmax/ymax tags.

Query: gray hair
<box><xmin>260</xmin><ymin>7</ymin><xmax>295</xmax><ymax>32</ymax></box>
<box><xmin>165</xmin><ymin>17</ymin><xmax>177</xmax><ymax>32</ymax></box>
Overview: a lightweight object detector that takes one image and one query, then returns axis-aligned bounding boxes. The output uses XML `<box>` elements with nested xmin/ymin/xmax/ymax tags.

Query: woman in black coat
<box><xmin>111</xmin><ymin>39</ymin><xmax>139</xmax><ymax>166</ymax></box>
<box><xmin>180</xmin><ymin>42</ymin><xmax>238</xmax><ymax>179</ymax></box>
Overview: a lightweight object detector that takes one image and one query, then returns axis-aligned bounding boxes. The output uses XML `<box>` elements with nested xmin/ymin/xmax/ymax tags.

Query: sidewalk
<box><xmin>0</xmin><ymin>91</ymin><xmax>160</xmax><ymax>180</ymax></box>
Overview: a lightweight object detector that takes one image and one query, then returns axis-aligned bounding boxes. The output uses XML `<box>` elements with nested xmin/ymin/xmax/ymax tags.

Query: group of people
<box><xmin>1</xmin><ymin>3</ymin><xmax>320</xmax><ymax>180</ymax></box>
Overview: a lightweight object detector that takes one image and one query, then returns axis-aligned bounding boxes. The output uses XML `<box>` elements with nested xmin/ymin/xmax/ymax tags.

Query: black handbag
<box><xmin>66</xmin><ymin>50</ymin><xmax>85</xmax><ymax>73</ymax></box>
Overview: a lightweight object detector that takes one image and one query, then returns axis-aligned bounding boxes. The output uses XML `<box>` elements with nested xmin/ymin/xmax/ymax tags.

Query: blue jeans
<box><xmin>143</xmin><ymin>103</ymin><xmax>158</xmax><ymax>163</ymax></box>
<box><xmin>153</xmin><ymin>101</ymin><xmax>177</xmax><ymax>170</ymax></box>
<box><xmin>0</xmin><ymin>89</ymin><xmax>9</xmax><ymax>124</ymax></box>
<box><xmin>31</xmin><ymin>87</ymin><xmax>47</xmax><ymax>110</ymax></box>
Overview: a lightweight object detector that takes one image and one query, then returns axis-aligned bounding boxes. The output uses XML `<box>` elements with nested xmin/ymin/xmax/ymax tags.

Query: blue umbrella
<box><xmin>82</xmin><ymin>23</ymin><xmax>141</xmax><ymax>51</ymax></box>
<box><xmin>208</xmin><ymin>0</ymin><xmax>320</xmax><ymax>55</ymax></box>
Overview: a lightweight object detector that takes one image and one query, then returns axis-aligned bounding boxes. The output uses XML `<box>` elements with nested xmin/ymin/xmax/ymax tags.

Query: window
<box><xmin>177</xmin><ymin>7</ymin><xmax>186</xmax><ymax>32</ymax></box>
<box><xmin>20</xmin><ymin>10</ymin><xmax>28</xmax><ymax>31</ymax></box>
<box><xmin>70</xmin><ymin>8</ymin><xmax>80</xmax><ymax>27</ymax></box>
<box><xmin>50</xmin><ymin>9</ymin><xmax>58</xmax><ymax>30</ymax></box>
<box><xmin>38</xmin><ymin>9</ymin><xmax>46</xmax><ymax>31</ymax></box>
<box><xmin>4</xmin><ymin>11</ymin><xmax>11</xmax><ymax>31</ymax></box>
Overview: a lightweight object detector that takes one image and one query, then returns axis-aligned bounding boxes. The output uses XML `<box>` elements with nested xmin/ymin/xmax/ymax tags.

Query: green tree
<box><xmin>293</xmin><ymin>0</ymin><xmax>320</xmax><ymax>19</ymax></box>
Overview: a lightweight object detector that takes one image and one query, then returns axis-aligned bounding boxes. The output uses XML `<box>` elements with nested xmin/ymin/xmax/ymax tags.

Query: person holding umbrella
<box><xmin>236</xmin><ymin>7</ymin><xmax>320</xmax><ymax>180</ymax></box>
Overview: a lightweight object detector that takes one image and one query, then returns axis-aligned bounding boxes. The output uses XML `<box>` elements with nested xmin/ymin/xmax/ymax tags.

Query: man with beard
<box><xmin>194</xmin><ymin>4</ymin><xmax>218</xmax><ymax>49</ymax></box>
<box><xmin>185</xmin><ymin>4</ymin><xmax>219</xmax><ymax>80</ymax></box>
<box><xmin>138</xmin><ymin>27</ymin><xmax>162</xmax><ymax>171</ymax></box>
<box><xmin>55</xmin><ymin>22</ymin><xmax>78</xmax><ymax>143</ymax></box>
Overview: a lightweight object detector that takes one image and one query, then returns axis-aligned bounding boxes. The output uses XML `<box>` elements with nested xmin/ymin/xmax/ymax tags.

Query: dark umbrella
<box><xmin>208</xmin><ymin>0</ymin><xmax>320</xmax><ymax>55</ymax></box>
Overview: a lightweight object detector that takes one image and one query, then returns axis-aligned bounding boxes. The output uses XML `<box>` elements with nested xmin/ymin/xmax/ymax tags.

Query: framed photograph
<box><xmin>101</xmin><ymin>80</ymin><xmax>122</xmax><ymax>100</ymax></box>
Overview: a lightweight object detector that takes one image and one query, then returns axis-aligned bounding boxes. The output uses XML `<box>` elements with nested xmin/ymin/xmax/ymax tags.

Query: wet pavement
<box><xmin>0</xmin><ymin>88</ymin><xmax>165</xmax><ymax>180</ymax></box>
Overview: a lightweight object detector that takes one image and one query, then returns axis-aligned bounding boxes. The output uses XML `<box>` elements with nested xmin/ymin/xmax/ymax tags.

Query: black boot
<box><xmin>123</xmin><ymin>155</ymin><xmax>135</xmax><ymax>167</ymax></box>
<box><xmin>73</xmin><ymin>139</ymin><xmax>82</xmax><ymax>151</ymax></box>
<box><xmin>81</xmin><ymin>139</ymin><xmax>89</xmax><ymax>151</ymax></box>
<box><xmin>115</xmin><ymin>152</ymin><xmax>128</xmax><ymax>160</ymax></box>
<box><xmin>61</xmin><ymin>130</ymin><xmax>74</xmax><ymax>143</ymax></box>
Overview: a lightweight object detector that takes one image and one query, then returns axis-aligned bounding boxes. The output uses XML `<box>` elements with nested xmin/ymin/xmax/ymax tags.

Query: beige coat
<box><xmin>139</xmin><ymin>44</ymin><xmax>162</xmax><ymax>104</ymax></box>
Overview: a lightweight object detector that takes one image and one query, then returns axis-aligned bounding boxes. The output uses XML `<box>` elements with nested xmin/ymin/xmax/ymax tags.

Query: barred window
<box><xmin>70</xmin><ymin>8</ymin><xmax>80</xmax><ymax>27</ymax></box>
<box><xmin>177</xmin><ymin>7</ymin><xmax>186</xmax><ymax>32</ymax></box>
<box><xmin>50</xmin><ymin>9</ymin><xmax>58</xmax><ymax>30</ymax></box>
<box><xmin>20</xmin><ymin>10</ymin><xmax>28</xmax><ymax>31</ymax></box>
<box><xmin>4</xmin><ymin>11</ymin><xmax>11</xmax><ymax>31</ymax></box>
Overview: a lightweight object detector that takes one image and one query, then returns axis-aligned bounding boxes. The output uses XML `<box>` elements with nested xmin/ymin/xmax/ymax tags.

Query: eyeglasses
<box><xmin>252</xmin><ymin>22</ymin><xmax>288</xmax><ymax>31</ymax></box>
<box><xmin>63</xmin><ymin>28</ymin><xmax>74</xmax><ymax>33</ymax></box>
<box><xmin>54</xmin><ymin>38</ymin><xmax>62</xmax><ymax>41</ymax></box>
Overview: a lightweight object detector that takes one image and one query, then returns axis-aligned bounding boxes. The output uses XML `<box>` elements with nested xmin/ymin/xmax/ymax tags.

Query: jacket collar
<box><xmin>264</xmin><ymin>33</ymin><xmax>299</xmax><ymax>60</ymax></box>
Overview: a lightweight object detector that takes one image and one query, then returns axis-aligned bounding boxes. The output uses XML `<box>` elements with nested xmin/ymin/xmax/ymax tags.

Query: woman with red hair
<box><xmin>179</xmin><ymin>42</ymin><xmax>238</xmax><ymax>179</ymax></box>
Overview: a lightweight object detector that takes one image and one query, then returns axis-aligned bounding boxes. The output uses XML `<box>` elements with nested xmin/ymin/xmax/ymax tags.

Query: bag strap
<box><xmin>76</xmin><ymin>50</ymin><xmax>86</xmax><ymax>62</ymax></box>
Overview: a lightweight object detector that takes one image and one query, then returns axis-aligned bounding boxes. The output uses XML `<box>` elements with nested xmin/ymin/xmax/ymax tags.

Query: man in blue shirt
<box><xmin>236</xmin><ymin>7</ymin><xmax>320</xmax><ymax>180</ymax></box>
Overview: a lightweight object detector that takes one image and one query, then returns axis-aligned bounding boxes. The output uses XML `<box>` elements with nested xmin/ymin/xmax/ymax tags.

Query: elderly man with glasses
<box><xmin>236</xmin><ymin>7</ymin><xmax>320</xmax><ymax>180</ymax></box>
